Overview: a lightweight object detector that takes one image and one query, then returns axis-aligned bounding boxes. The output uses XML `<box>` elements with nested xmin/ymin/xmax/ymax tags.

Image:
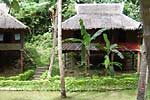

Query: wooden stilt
<box><xmin>20</xmin><ymin>51</ymin><xmax>23</xmax><ymax>72</ymax></box>
<box><xmin>137</xmin><ymin>51</ymin><xmax>141</xmax><ymax>73</ymax></box>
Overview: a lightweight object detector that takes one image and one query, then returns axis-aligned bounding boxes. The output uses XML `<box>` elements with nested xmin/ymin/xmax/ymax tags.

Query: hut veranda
<box><xmin>62</xmin><ymin>3</ymin><xmax>142</xmax><ymax>75</ymax></box>
<box><xmin>0</xmin><ymin>4</ymin><xmax>28</xmax><ymax>74</ymax></box>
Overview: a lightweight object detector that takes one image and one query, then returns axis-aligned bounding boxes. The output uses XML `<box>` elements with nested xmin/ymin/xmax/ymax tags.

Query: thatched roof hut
<box><xmin>62</xmin><ymin>3</ymin><xmax>140</xmax><ymax>30</ymax></box>
<box><xmin>0</xmin><ymin>3</ymin><xmax>28</xmax><ymax>32</ymax></box>
<box><xmin>62</xmin><ymin>3</ymin><xmax>141</xmax><ymax>52</ymax></box>
<box><xmin>62</xmin><ymin>3</ymin><xmax>142</xmax><ymax>72</ymax></box>
<box><xmin>0</xmin><ymin>4</ymin><xmax>29</xmax><ymax>73</ymax></box>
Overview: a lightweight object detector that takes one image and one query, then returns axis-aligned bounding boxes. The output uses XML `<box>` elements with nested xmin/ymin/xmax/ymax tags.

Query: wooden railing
<box><xmin>0</xmin><ymin>43</ymin><xmax>21</xmax><ymax>50</ymax></box>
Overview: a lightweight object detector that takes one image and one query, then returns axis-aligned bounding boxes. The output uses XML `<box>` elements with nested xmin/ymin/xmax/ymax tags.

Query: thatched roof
<box><xmin>62</xmin><ymin>3</ymin><xmax>140</xmax><ymax>30</ymax></box>
<box><xmin>0</xmin><ymin>3</ymin><xmax>28</xmax><ymax>31</ymax></box>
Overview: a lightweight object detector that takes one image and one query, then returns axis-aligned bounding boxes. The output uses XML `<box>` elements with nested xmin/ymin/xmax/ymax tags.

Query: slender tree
<box><xmin>137</xmin><ymin>0</ymin><xmax>150</xmax><ymax>99</ymax></box>
<box><xmin>47</xmin><ymin>3</ymin><xmax>57</xmax><ymax>78</ymax></box>
<box><xmin>57</xmin><ymin>0</ymin><xmax>66</xmax><ymax>98</ymax></box>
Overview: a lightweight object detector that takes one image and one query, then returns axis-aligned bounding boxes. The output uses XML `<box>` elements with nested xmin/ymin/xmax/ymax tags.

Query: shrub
<box><xmin>0</xmin><ymin>74</ymin><xmax>138</xmax><ymax>92</ymax></box>
<box><xmin>65</xmin><ymin>76</ymin><xmax>138</xmax><ymax>92</ymax></box>
<box><xmin>0</xmin><ymin>70</ymin><xmax>35</xmax><ymax>81</ymax></box>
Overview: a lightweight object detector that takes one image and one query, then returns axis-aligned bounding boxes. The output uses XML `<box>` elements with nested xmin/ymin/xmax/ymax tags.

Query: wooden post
<box><xmin>20</xmin><ymin>50</ymin><xmax>23</xmax><ymax>72</ymax></box>
<box><xmin>137</xmin><ymin>51</ymin><xmax>141</xmax><ymax>73</ymax></box>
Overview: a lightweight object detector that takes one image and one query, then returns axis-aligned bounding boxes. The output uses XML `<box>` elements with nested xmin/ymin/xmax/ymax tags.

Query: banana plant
<box><xmin>63</xmin><ymin>19</ymin><xmax>107</xmax><ymax>72</ymax></box>
<box><xmin>97</xmin><ymin>33</ymin><xmax>124</xmax><ymax>76</ymax></box>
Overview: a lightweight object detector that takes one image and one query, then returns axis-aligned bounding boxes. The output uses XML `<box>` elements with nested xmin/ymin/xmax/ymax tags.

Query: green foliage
<box><xmin>62</xmin><ymin>0</ymin><xmax>76</xmax><ymax>19</ymax></box>
<box><xmin>40</xmin><ymin>70</ymin><xmax>48</xmax><ymax>80</ymax></box>
<box><xmin>0</xmin><ymin>70</ymin><xmax>34</xmax><ymax>81</ymax></box>
<box><xmin>146</xmin><ymin>84</ymin><xmax>150</xmax><ymax>99</ymax></box>
<box><xmin>12</xmin><ymin>1</ymin><xmax>51</xmax><ymax>37</ymax></box>
<box><xmin>0</xmin><ymin>0</ymin><xmax>20</xmax><ymax>12</ymax></box>
<box><xmin>0</xmin><ymin>74</ymin><xmax>138</xmax><ymax>91</ymax></box>
<box><xmin>41</xmin><ymin>69</ymin><xmax>59</xmax><ymax>80</ymax></box>
<box><xmin>25</xmin><ymin>32</ymin><xmax>52</xmax><ymax>66</ymax></box>
<box><xmin>11</xmin><ymin>0</ymin><xmax>20</xmax><ymax>12</ymax></box>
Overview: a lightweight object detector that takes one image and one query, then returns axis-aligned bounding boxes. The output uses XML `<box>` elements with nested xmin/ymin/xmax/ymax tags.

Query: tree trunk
<box><xmin>47</xmin><ymin>8</ymin><xmax>58</xmax><ymax>78</ymax></box>
<box><xmin>137</xmin><ymin>0</ymin><xmax>150</xmax><ymax>99</ymax></box>
<box><xmin>137</xmin><ymin>43</ymin><xmax>148</xmax><ymax>100</ymax></box>
<box><xmin>57</xmin><ymin>0</ymin><xmax>66</xmax><ymax>98</ymax></box>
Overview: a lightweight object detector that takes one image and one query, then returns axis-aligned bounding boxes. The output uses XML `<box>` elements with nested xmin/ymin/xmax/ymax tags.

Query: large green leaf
<box><xmin>95</xmin><ymin>44</ymin><xmax>106</xmax><ymax>51</ymax></box>
<box><xmin>79</xmin><ymin>19</ymin><xmax>91</xmax><ymax>47</ymax></box>
<box><xmin>63</xmin><ymin>38</ymin><xmax>82</xmax><ymax>43</ymax></box>
<box><xmin>79</xmin><ymin>19</ymin><xmax>88</xmax><ymax>36</ymax></box>
<box><xmin>83</xmin><ymin>34</ymin><xmax>91</xmax><ymax>47</ymax></box>
<box><xmin>91</xmin><ymin>28</ymin><xmax>107</xmax><ymax>41</ymax></box>
<box><xmin>104</xmin><ymin>55</ymin><xmax>110</xmax><ymax>69</ymax></box>
<box><xmin>111</xmin><ymin>62</ymin><xmax>122</xmax><ymax>70</ymax></box>
<box><xmin>103</xmin><ymin>34</ymin><xmax>110</xmax><ymax>50</ymax></box>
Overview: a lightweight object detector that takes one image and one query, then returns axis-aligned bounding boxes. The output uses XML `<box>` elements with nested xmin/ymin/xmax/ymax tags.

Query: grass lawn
<box><xmin>0</xmin><ymin>90</ymin><xmax>137</xmax><ymax>100</ymax></box>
